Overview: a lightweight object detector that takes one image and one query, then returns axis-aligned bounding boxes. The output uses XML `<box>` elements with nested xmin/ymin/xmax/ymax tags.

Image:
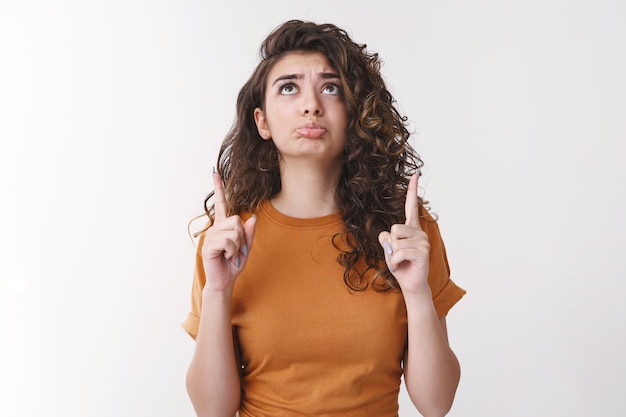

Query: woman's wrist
<box><xmin>202</xmin><ymin>286</ymin><xmax>234</xmax><ymax>307</ymax></box>
<box><xmin>402</xmin><ymin>286</ymin><xmax>436</xmax><ymax>315</ymax></box>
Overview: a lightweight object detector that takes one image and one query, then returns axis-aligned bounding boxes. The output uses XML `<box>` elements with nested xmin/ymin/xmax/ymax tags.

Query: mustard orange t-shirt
<box><xmin>182</xmin><ymin>201</ymin><xmax>465</xmax><ymax>416</ymax></box>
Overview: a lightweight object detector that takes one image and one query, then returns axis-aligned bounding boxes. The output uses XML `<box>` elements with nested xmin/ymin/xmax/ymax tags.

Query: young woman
<box><xmin>183</xmin><ymin>20</ymin><xmax>466</xmax><ymax>417</ymax></box>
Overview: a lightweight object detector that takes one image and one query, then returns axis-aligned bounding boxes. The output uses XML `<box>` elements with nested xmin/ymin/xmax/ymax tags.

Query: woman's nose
<box><xmin>302</xmin><ymin>90</ymin><xmax>322</xmax><ymax>116</ymax></box>
<box><xmin>304</xmin><ymin>108</ymin><xmax>321</xmax><ymax>116</ymax></box>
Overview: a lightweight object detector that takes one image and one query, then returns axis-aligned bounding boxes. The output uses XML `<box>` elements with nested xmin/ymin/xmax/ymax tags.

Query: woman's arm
<box><xmin>379</xmin><ymin>173</ymin><xmax>460</xmax><ymax>416</ymax></box>
<box><xmin>186</xmin><ymin>290</ymin><xmax>241</xmax><ymax>417</ymax></box>
<box><xmin>402</xmin><ymin>292</ymin><xmax>460</xmax><ymax>416</ymax></box>
<box><xmin>186</xmin><ymin>171</ymin><xmax>256</xmax><ymax>417</ymax></box>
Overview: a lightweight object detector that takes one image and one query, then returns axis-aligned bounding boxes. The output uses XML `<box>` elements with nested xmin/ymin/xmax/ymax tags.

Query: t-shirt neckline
<box><xmin>260</xmin><ymin>200</ymin><xmax>343</xmax><ymax>228</ymax></box>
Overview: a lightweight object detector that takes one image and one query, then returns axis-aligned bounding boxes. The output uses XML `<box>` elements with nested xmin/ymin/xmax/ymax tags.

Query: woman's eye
<box><xmin>279</xmin><ymin>84</ymin><xmax>298</xmax><ymax>95</ymax></box>
<box><xmin>323</xmin><ymin>84</ymin><xmax>341</xmax><ymax>95</ymax></box>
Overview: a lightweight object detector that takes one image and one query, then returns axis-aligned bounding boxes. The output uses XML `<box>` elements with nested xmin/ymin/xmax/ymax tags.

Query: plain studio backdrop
<box><xmin>1</xmin><ymin>1</ymin><xmax>625</xmax><ymax>416</ymax></box>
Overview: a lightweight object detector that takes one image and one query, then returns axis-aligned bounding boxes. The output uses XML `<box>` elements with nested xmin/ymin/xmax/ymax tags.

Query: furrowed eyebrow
<box><xmin>271</xmin><ymin>74</ymin><xmax>302</xmax><ymax>86</ymax></box>
<box><xmin>271</xmin><ymin>72</ymin><xmax>340</xmax><ymax>86</ymax></box>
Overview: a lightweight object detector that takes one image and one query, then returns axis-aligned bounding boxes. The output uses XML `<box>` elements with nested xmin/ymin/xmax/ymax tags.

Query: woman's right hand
<box><xmin>201</xmin><ymin>170</ymin><xmax>256</xmax><ymax>294</ymax></box>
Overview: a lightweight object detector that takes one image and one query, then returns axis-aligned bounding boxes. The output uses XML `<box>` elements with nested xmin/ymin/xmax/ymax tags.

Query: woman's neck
<box><xmin>270</xmin><ymin>161</ymin><xmax>341</xmax><ymax>218</ymax></box>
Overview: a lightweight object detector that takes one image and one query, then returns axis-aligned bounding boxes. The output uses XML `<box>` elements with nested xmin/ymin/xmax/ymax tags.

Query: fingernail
<box><xmin>383</xmin><ymin>240</ymin><xmax>393</xmax><ymax>255</ymax></box>
<box><xmin>234</xmin><ymin>256</ymin><xmax>241</xmax><ymax>268</ymax></box>
<box><xmin>242</xmin><ymin>244</ymin><xmax>249</xmax><ymax>257</ymax></box>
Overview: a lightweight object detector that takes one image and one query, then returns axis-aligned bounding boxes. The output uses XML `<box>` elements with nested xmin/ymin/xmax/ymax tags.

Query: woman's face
<box><xmin>254</xmin><ymin>51</ymin><xmax>348</xmax><ymax>168</ymax></box>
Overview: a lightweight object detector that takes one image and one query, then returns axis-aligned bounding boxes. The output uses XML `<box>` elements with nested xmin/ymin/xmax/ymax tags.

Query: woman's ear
<box><xmin>254</xmin><ymin>108</ymin><xmax>271</xmax><ymax>140</ymax></box>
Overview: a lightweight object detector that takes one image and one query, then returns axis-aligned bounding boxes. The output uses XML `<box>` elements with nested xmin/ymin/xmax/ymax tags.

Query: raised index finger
<box><xmin>213</xmin><ymin>168</ymin><xmax>227</xmax><ymax>221</ymax></box>
<box><xmin>404</xmin><ymin>173</ymin><xmax>421</xmax><ymax>229</ymax></box>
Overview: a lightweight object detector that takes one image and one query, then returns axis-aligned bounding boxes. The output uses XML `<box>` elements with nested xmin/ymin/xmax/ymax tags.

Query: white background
<box><xmin>1</xmin><ymin>1</ymin><xmax>625</xmax><ymax>416</ymax></box>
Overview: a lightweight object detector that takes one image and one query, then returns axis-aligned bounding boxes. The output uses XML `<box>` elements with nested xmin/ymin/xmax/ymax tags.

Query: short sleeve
<box><xmin>181</xmin><ymin>230</ymin><xmax>207</xmax><ymax>340</ymax></box>
<box><xmin>419</xmin><ymin>208</ymin><xmax>466</xmax><ymax>317</ymax></box>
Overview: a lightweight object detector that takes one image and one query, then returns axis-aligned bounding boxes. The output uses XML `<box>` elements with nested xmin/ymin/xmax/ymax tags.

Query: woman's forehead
<box><xmin>267</xmin><ymin>51</ymin><xmax>336</xmax><ymax>78</ymax></box>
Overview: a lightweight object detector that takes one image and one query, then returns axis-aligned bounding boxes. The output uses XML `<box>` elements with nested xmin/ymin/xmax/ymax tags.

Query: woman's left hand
<box><xmin>378</xmin><ymin>173</ymin><xmax>430</xmax><ymax>295</ymax></box>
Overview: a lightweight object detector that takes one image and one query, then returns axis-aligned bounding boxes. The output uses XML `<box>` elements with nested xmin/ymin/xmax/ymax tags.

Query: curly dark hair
<box><xmin>200</xmin><ymin>20</ymin><xmax>424</xmax><ymax>291</ymax></box>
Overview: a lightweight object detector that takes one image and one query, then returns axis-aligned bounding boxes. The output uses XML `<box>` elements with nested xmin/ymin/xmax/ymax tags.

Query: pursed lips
<box><xmin>296</xmin><ymin>122</ymin><xmax>326</xmax><ymax>139</ymax></box>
